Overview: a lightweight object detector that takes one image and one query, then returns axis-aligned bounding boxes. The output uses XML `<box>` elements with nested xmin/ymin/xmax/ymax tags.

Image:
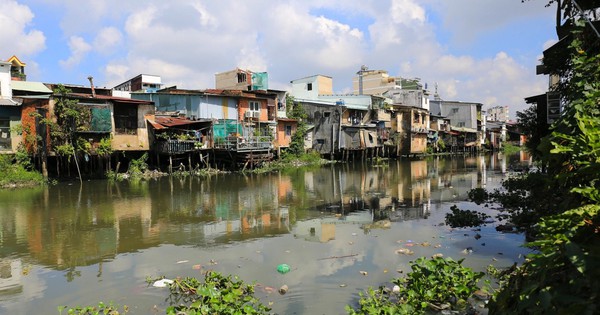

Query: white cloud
<box><xmin>0</xmin><ymin>0</ymin><xmax>45</xmax><ymax>57</ymax></box>
<box><xmin>390</xmin><ymin>0</ymin><xmax>426</xmax><ymax>25</ymax></box>
<box><xmin>59</xmin><ymin>36</ymin><xmax>92</xmax><ymax>68</ymax></box>
<box><xmin>19</xmin><ymin>0</ymin><xmax>554</xmax><ymax>117</ymax></box>
<box><xmin>93</xmin><ymin>27</ymin><xmax>123</xmax><ymax>55</ymax></box>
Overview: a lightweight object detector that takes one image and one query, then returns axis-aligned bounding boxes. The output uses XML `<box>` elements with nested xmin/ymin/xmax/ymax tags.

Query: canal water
<box><xmin>0</xmin><ymin>153</ymin><xmax>531</xmax><ymax>315</ymax></box>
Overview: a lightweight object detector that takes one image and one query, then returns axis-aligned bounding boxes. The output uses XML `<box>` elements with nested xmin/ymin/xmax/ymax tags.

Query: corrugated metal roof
<box><xmin>68</xmin><ymin>93</ymin><xmax>154</xmax><ymax>105</ymax></box>
<box><xmin>152</xmin><ymin>116</ymin><xmax>212</xmax><ymax>128</ymax></box>
<box><xmin>11</xmin><ymin>81</ymin><xmax>52</xmax><ymax>93</ymax></box>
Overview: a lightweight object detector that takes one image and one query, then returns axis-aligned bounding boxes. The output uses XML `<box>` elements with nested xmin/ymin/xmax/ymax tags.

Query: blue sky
<box><xmin>0</xmin><ymin>0</ymin><xmax>557</xmax><ymax>118</ymax></box>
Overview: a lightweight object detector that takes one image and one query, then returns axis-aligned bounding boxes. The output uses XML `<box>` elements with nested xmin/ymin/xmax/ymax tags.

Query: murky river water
<box><xmin>0</xmin><ymin>153</ymin><xmax>532</xmax><ymax>315</ymax></box>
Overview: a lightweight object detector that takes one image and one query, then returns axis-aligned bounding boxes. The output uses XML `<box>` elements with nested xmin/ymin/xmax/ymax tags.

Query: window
<box><xmin>285</xmin><ymin>125</ymin><xmax>292</xmax><ymax>136</ymax></box>
<box><xmin>452</xmin><ymin>108</ymin><xmax>459</xmax><ymax>114</ymax></box>
<box><xmin>307</xmin><ymin>83</ymin><xmax>313</xmax><ymax>91</ymax></box>
<box><xmin>114</xmin><ymin>105</ymin><xmax>138</xmax><ymax>134</ymax></box>
<box><xmin>324</xmin><ymin>112</ymin><xmax>331</xmax><ymax>118</ymax></box>
<box><xmin>249</xmin><ymin>101</ymin><xmax>260</xmax><ymax>112</ymax></box>
<box><xmin>237</xmin><ymin>73</ymin><xmax>247</xmax><ymax>83</ymax></box>
<box><xmin>0</xmin><ymin>118</ymin><xmax>11</xmax><ymax>150</ymax></box>
<box><xmin>457</xmin><ymin>122</ymin><xmax>465</xmax><ymax>127</ymax></box>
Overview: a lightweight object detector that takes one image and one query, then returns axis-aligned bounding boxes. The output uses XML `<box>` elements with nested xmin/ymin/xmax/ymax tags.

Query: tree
<box><xmin>516</xmin><ymin>104</ymin><xmax>548</xmax><ymax>166</ymax></box>
<box><xmin>489</xmin><ymin>9</ymin><xmax>600</xmax><ymax>314</ymax></box>
<box><xmin>286</xmin><ymin>96</ymin><xmax>308</xmax><ymax>156</ymax></box>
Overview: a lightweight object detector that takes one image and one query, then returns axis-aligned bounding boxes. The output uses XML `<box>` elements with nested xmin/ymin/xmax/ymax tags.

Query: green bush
<box><xmin>445</xmin><ymin>205</ymin><xmax>490</xmax><ymax>228</ymax></box>
<box><xmin>0</xmin><ymin>154</ymin><xmax>44</xmax><ymax>188</ymax></box>
<box><xmin>347</xmin><ymin>257</ymin><xmax>484</xmax><ymax>314</ymax></box>
<box><xmin>161</xmin><ymin>271</ymin><xmax>271</xmax><ymax>315</ymax></box>
<box><xmin>58</xmin><ymin>302</ymin><xmax>127</xmax><ymax>315</ymax></box>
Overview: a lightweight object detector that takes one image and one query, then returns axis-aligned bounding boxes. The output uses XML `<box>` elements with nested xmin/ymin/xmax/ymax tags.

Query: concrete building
<box><xmin>290</xmin><ymin>75</ymin><xmax>333</xmax><ymax>100</ymax></box>
<box><xmin>0</xmin><ymin>59</ymin><xmax>19</xmax><ymax>152</ymax></box>
<box><xmin>113</xmin><ymin>74</ymin><xmax>163</xmax><ymax>98</ymax></box>
<box><xmin>215</xmin><ymin>68</ymin><xmax>268</xmax><ymax>91</ymax></box>
<box><xmin>487</xmin><ymin>105</ymin><xmax>510</xmax><ymax>122</ymax></box>
<box><xmin>430</xmin><ymin>100</ymin><xmax>484</xmax><ymax>151</ymax></box>
<box><xmin>353</xmin><ymin>68</ymin><xmax>429</xmax><ymax>110</ymax></box>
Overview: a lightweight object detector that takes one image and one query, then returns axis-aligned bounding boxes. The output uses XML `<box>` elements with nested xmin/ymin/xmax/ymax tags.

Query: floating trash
<box><xmin>152</xmin><ymin>279</ymin><xmax>174</xmax><ymax>288</ymax></box>
<box><xmin>277</xmin><ymin>264</ymin><xmax>291</xmax><ymax>274</ymax></box>
<box><xmin>278</xmin><ymin>285</ymin><xmax>289</xmax><ymax>295</ymax></box>
<box><xmin>395</xmin><ymin>248</ymin><xmax>414</xmax><ymax>255</ymax></box>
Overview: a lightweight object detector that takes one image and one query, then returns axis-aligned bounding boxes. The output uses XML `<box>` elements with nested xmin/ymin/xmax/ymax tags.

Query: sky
<box><xmin>0</xmin><ymin>0</ymin><xmax>558</xmax><ymax>118</ymax></box>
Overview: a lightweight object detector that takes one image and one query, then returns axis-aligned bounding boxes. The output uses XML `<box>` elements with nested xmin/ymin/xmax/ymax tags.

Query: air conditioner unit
<box><xmin>245</xmin><ymin>111</ymin><xmax>253</xmax><ymax>118</ymax></box>
<box><xmin>252</xmin><ymin>112</ymin><xmax>260</xmax><ymax>118</ymax></box>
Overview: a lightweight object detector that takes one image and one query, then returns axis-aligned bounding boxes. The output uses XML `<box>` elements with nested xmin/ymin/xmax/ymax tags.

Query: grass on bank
<box><xmin>0</xmin><ymin>154</ymin><xmax>45</xmax><ymax>188</ymax></box>
<box><xmin>246</xmin><ymin>150</ymin><xmax>331</xmax><ymax>174</ymax></box>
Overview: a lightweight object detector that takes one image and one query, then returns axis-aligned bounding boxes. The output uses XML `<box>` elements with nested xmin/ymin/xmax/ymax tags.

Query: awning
<box><xmin>450</xmin><ymin>126</ymin><xmax>478</xmax><ymax>133</ymax></box>
<box><xmin>0</xmin><ymin>98</ymin><xmax>20</xmax><ymax>106</ymax></box>
<box><xmin>11</xmin><ymin>81</ymin><xmax>53</xmax><ymax>94</ymax></box>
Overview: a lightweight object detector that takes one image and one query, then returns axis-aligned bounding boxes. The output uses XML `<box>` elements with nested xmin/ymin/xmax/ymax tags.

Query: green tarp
<box><xmin>90</xmin><ymin>108</ymin><xmax>112</xmax><ymax>132</ymax></box>
<box><xmin>213</xmin><ymin>120</ymin><xmax>242</xmax><ymax>140</ymax></box>
<box><xmin>251</xmin><ymin>72</ymin><xmax>268</xmax><ymax>91</ymax></box>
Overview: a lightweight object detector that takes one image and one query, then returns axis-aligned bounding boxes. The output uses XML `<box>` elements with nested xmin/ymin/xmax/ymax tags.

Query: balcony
<box><xmin>213</xmin><ymin>136</ymin><xmax>272</xmax><ymax>152</ymax></box>
<box><xmin>155</xmin><ymin>139</ymin><xmax>200</xmax><ymax>155</ymax></box>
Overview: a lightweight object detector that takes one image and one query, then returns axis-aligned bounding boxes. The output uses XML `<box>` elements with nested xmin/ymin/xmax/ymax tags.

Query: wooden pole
<box><xmin>73</xmin><ymin>147</ymin><xmax>82</xmax><ymax>184</ymax></box>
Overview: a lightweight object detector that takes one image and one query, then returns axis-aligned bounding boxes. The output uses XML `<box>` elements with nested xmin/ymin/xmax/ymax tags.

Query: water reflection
<box><xmin>0</xmin><ymin>153</ymin><xmax>531</xmax><ymax>314</ymax></box>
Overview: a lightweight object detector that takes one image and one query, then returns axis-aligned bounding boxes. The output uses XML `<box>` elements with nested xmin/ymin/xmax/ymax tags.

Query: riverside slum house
<box><xmin>42</xmin><ymin>81</ymin><xmax>155</xmax><ymax>177</ymax></box>
<box><xmin>429</xmin><ymin>94</ymin><xmax>484</xmax><ymax>153</ymax></box>
<box><xmin>1</xmin><ymin>57</ymin><xmax>155</xmax><ymax>178</ymax></box>
<box><xmin>0</xmin><ymin>56</ymin><xmax>40</xmax><ymax>155</ymax></box>
<box><xmin>382</xmin><ymin>82</ymin><xmax>430</xmax><ymax>157</ymax></box>
<box><xmin>289</xmin><ymin>75</ymin><xmax>386</xmax><ymax>160</ymax></box>
<box><xmin>214</xmin><ymin>69</ymin><xmax>295</xmax><ymax>157</ymax></box>
<box><xmin>352</xmin><ymin>67</ymin><xmax>431</xmax><ymax>157</ymax></box>
<box><xmin>133</xmin><ymin>85</ymin><xmax>281</xmax><ymax>171</ymax></box>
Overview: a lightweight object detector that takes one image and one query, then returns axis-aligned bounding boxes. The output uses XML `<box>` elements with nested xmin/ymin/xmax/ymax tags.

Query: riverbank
<box><xmin>0</xmin><ymin>155</ymin><xmax>46</xmax><ymax>189</ymax></box>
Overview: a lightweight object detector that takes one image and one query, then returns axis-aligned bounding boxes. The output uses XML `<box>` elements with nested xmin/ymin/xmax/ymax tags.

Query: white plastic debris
<box><xmin>153</xmin><ymin>279</ymin><xmax>174</xmax><ymax>288</ymax></box>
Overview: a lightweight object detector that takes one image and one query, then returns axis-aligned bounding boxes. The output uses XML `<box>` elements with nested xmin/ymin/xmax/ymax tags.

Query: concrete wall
<box><xmin>430</xmin><ymin>100</ymin><xmax>480</xmax><ymax>129</ymax></box>
<box><xmin>300</xmin><ymin>102</ymin><xmax>341</xmax><ymax>155</ymax></box>
<box><xmin>238</xmin><ymin>98</ymin><xmax>268</xmax><ymax>122</ymax></box>
<box><xmin>0</xmin><ymin>62</ymin><xmax>12</xmax><ymax>99</ymax></box>
<box><xmin>291</xmin><ymin>75</ymin><xmax>332</xmax><ymax>100</ymax></box>
<box><xmin>215</xmin><ymin>69</ymin><xmax>251</xmax><ymax>90</ymax></box>
<box><xmin>0</xmin><ymin>106</ymin><xmax>20</xmax><ymax>153</ymax></box>
<box><xmin>276</xmin><ymin>120</ymin><xmax>296</xmax><ymax>148</ymax></box>
<box><xmin>112</xmin><ymin>103</ymin><xmax>154</xmax><ymax>151</ymax></box>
